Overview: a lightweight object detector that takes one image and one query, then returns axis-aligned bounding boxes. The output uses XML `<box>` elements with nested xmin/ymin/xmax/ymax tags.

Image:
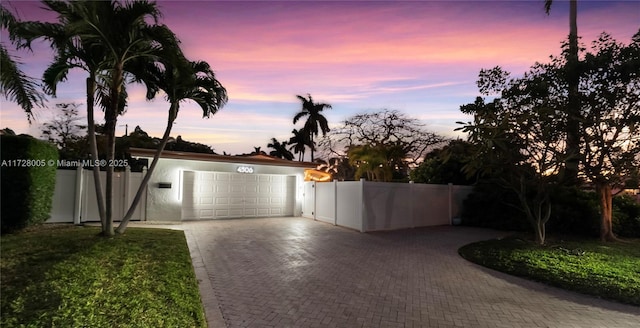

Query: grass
<box><xmin>1</xmin><ymin>225</ymin><xmax>206</xmax><ymax>328</ymax></box>
<box><xmin>459</xmin><ymin>236</ymin><xmax>640</xmax><ymax>306</ymax></box>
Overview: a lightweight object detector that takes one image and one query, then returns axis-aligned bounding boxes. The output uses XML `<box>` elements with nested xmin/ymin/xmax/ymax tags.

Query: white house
<box><xmin>48</xmin><ymin>149</ymin><xmax>472</xmax><ymax>231</ymax></box>
<box><xmin>129</xmin><ymin>148</ymin><xmax>317</xmax><ymax>221</ymax></box>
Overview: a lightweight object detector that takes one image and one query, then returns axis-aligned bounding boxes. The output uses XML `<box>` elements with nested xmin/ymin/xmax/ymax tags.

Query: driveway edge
<box><xmin>184</xmin><ymin>229</ymin><xmax>227</xmax><ymax>328</ymax></box>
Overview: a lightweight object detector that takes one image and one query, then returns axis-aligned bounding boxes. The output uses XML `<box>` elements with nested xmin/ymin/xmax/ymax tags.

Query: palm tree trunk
<box><xmin>86</xmin><ymin>76</ymin><xmax>107</xmax><ymax>229</ymax></box>
<box><xmin>103</xmin><ymin>64</ymin><xmax>124</xmax><ymax>237</ymax></box>
<box><xmin>564</xmin><ymin>0</ymin><xmax>580</xmax><ymax>184</ymax></box>
<box><xmin>116</xmin><ymin>103</ymin><xmax>178</xmax><ymax>234</ymax></box>
<box><xmin>104</xmin><ymin>111</ymin><xmax>116</xmax><ymax>236</ymax></box>
<box><xmin>310</xmin><ymin>134</ymin><xmax>314</xmax><ymax>162</ymax></box>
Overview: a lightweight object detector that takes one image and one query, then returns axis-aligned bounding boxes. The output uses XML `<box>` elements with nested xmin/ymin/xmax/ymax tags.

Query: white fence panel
<box><xmin>301</xmin><ymin>181</ymin><xmax>315</xmax><ymax>219</ymax></box>
<box><xmin>451</xmin><ymin>185</ymin><xmax>473</xmax><ymax>220</ymax></box>
<box><xmin>363</xmin><ymin>182</ymin><xmax>412</xmax><ymax>231</ymax></box>
<box><xmin>48</xmin><ymin>168</ymin><xmax>146</xmax><ymax>223</ymax></box>
<box><xmin>48</xmin><ymin>170</ymin><xmax>77</xmax><ymax>223</ymax></box>
<box><xmin>315</xmin><ymin>181</ymin><xmax>336</xmax><ymax>224</ymax></box>
<box><xmin>412</xmin><ymin>184</ymin><xmax>450</xmax><ymax>227</ymax></box>
<box><xmin>336</xmin><ymin>181</ymin><xmax>363</xmax><ymax>231</ymax></box>
<box><xmin>126</xmin><ymin>170</ymin><xmax>147</xmax><ymax>221</ymax></box>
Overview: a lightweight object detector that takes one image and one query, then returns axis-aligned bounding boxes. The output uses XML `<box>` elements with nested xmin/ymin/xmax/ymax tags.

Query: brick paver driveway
<box><xmin>182</xmin><ymin>217</ymin><xmax>640</xmax><ymax>328</ymax></box>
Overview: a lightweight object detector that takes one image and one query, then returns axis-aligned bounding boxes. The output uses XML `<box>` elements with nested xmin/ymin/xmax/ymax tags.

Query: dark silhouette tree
<box><xmin>320</xmin><ymin>109</ymin><xmax>446</xmax><ymax>170</ymax></box>
<box><xmin>293</xmin><ymin>94</ymin><xmax>331</xmax><ymax>161</ymax></box>
<box><xmin>40</xmin><ymin>102</ymin><xmax>88</xmax><ymax>159</ymax></box>
<box><xmin>545</xmin><ymin>0</ymin><xmax>580</xmax><ymax>184</ymax></box>
<box><xmin>410</xmin><ymin>140</ymin><xmax>477</xmax><ymax>185</ymax></box>
<box><xmin>117</xmin><ymin>57</ymin><xmax>227</xmax><ymax>233</ymax></box>
<box><xmin>17</xmin><ymin>0</ymin><xmax>185</xmax><ymax>236</ymax></box>
<box><xmin>289</xmin><ymin>128</ymin><xmax>313</xmax><ymax>161</ymax></box>
<box><xmin>267</xmin><ymin>138</ymin><xmax>294</xmax><ymax>160</ymax></box>
<box><xmin>0</xmin><ymin>4</ymin><xmax>44</xmax><ymax>121</ymax></box>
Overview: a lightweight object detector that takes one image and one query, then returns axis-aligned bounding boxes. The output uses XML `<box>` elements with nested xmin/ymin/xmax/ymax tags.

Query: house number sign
<box><xmin>236</xmin><ymin>166</ymin><xmax>254</xmax><ymax>174</ymax></box>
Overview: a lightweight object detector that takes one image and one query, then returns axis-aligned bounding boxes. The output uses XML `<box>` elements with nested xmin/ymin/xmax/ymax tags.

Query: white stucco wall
<box><xmin>140</xmin><ymin>157</ymin><xmax>307</xmax><ymax>221</ymax></box>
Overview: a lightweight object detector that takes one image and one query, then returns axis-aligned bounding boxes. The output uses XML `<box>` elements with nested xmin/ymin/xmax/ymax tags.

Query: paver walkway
<box><xmin>182</xmin><ymin>217</ymin><xmax>640</xmax><ymax>328</ymax></box>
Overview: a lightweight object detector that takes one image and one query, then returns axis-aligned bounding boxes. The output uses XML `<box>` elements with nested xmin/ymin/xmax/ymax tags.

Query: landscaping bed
<box><xmin>0</xmin><ymin>225</ymin><xmax>206</xmax><ymax>328</ymax></box>
<box><xmin>459</xmin><ymin>236</ymin><xmax>640</xmax><ymax>306</ymax></box>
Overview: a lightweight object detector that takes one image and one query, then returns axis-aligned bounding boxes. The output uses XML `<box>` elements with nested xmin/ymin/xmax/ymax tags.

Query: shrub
<box><xmin>547</xmin><ymin>187</ymin><xmax>600</xmax><ymax>237</ymax></box>
<box><xmin>613</xmin><ymin>194</ymin><xmax>640</xmax><ymax>238</ymax></box>
<box><xmin>548</xmin><ymin>188</ymin><xmax>640</xmax><ymax>238</ymax></box>
<box><xmin>1</xmin><ymin>135</ymin><xmax>58</xmax><ymax>233</ymax></box>
<box><xmin>460</xmin><ymin>181</ymin><xmax>530</xmax><ymax>231</ymax></box>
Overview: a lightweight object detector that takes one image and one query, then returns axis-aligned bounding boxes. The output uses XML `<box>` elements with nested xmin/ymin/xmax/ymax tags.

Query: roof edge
<box><xmin>129</xmin><ymin>148</ymin><xmax>317</xmax><ymax>168</ymax></box>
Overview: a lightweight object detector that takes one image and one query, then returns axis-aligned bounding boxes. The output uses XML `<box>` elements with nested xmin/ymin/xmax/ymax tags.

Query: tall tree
<box><xmin>459</xmin><ymin>31</ymin><xmax>640</xmax><ymax>243</ymax></box>
<box><xmin>293</xmin><ymin>94</ymin><xmax>331</xmax><ymax>161</ymax></box>
<box><xmin>348</xmin><ymin>143</ymin><xmax>407</xmax><ymax>182</ymax></box>
<box><xmin>578</xmin><ymin>32</ymin><xmax>640</xmax><ymax>241</ymax></box>
<box><xmin>289</xmin><ymin>128</ymin><xmax>312</xmax><ymax>162</ymax></box>
<box><xmin>545</xmin><ymin>0</ymin><xmax>580</xmax><ymax>183</ymax></box>
<box><xmin>0</xmin><ymin>4</ymin><xmax>44</xmax><ymax>121</ymax></box>
<box><xmin>458</xmin><ymin>94</ymin><xmax>564</xmax><ymax>245</ymax></box>
<box><xmin>320</xmin><ymin>109</ymin><xmax>446</xmax><ymax>171</ymax></box>
<box><xmin>410</xmin><ymin>140</ymin><xmax>477</xmax><ymax>185</ymax></box>
<box><xmin>16</xmin><ymin>0</ymin><xmax>114</xmax><ymax>229</ymax></box>
<box><xmin>40</xmin><ymin>102</ymin><xmax>87</xmax><ymax>159</ymax></box>
<box><xmin>267</xmin><ymin>137</ymin><xmax>294</xmax><ymax>160</ymax></box>
<box><xmin>17</xmin><ymin>0</ymin><xmax>183</xmax><ymax>236</ymax></box>
<box><xmin>116</xmin><ymin>58</ymin><xmax>227</xmax><ymax>233</ymax></box>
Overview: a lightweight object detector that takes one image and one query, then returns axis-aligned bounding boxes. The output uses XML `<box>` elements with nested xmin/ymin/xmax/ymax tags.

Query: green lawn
<box><xmin>1</xmin><ymin>225</ymin><xmax>206</xmax><ymax>328</ymax></box>
<box><xmin>459</xmin><ymin>236</ymin><xmax>640</xmax><ymax>306</ymax></box>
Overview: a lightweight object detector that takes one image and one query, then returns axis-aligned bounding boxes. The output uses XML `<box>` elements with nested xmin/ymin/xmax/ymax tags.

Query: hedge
<box><xmin>1</xmin><ymin>135</ymin><xmax>58</xmax><ymax>233</ymax></box>
<box><xmin>462</xmin><ymin>183</ymin><xmax>640</xmax><ymax>238</ymax></box>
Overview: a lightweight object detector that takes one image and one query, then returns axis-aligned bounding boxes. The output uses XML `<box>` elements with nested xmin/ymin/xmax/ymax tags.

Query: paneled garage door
<box><xmin>181</xmin><ymin>171</ymin><xmax>295</xmax><ymax>220</ymax></box>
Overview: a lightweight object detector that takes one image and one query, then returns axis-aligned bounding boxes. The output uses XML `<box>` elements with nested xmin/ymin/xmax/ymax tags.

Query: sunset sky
<box><xmin>1</xmin><ymin>0</ymin><xmax>638</xmax><ymax>156</ymax></box>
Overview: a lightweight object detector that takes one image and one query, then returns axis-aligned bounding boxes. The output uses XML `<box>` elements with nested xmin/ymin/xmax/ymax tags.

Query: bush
<box><xmin>463</xmin><ymin>183</ymin><xmax>640</xmax><ymax>238</ymax></box>
<box><xmin>547</xmin><ymin>187</ymin><xmax>600</xmax><ymax>237</ymax></box>
<box><xmin>613</xmin><ymin>194</ymin><xmax>640</xmax><ymax>238</ymax></box>
<box><xmin>548</xmin><ymin>188</ymin><xmax>640</xmax><ymax>238</ymax></box>
<box><xmin>1</xmin><ymin>135</ymin><xmax>58</xmax><ymax>233</ymax></box>
<box><xmin>461</xmin><ymin>181</ymin><xmax>530</xmax><ymax>231</ymax></box>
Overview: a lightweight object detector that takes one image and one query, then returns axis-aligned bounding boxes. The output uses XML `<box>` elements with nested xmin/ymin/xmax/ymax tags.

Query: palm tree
<box><xmin>293</xmin><ymin>94</ymin><xmax>331</xmax><ymax>161</ymax></box>
<box><xmin>17</xmin><ymin>0</ymin><xmax>182</xmax><ymax>236</ymax></box>
<box><xmin>0</xmin><ymin>4</ymin><xmax>44</xmax><ymax>121</ymax></box>
<box><xmin>116</xmin><ymin>58</ymin><xmax>227</xmax><ymax>233</ymax></box>
<box><xmin>289</xmin><ymin>128</ymin><xmax>312</xmax><ymax>161</ymax></box>
<box><xmin>267</xmin><ymin>138</ymin><xmax>294</xmax><ymax>160</ymax></box>
<box><xmin>347</xmin><ymin>143</ymin><xmax>408</xmax><ymax>182</ymax></box>
<box><xmin>545</xmin><ymin>0</ymin><xmax>580</xmax><ymax>183</ymax></box>
<box><xmin>16</xmin><ymin>0</ymin><xmax>112</xmax><ymax>229</ymax></box>
<box><xmin>348</xmin><ymin>145</ymin><xmax>389</xmax><ymax>182</ymax></box>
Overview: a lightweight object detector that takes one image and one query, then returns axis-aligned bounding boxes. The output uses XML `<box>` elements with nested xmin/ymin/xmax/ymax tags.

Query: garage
<box><xmin>129</xmin><ymin>148</ymin><xmax>316</xmax><ymax>221</ymax></box>
<box><xmin>182</xmin><ymin>171</ymin><xmax>295</xmax><ymax>220</ymax></box>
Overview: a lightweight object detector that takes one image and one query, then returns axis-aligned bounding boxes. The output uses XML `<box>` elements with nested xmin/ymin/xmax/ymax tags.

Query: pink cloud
<box><xmin>2</xmin><ymin>0</ymin><xmax>638</xmax><ymax>156</ymax></box>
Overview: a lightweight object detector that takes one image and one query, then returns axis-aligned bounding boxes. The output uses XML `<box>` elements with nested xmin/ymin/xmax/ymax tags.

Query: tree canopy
<box><xmin>458</xmin><ymin>30</ymin><xmax>640</xmax><ymax>243</ymax></box>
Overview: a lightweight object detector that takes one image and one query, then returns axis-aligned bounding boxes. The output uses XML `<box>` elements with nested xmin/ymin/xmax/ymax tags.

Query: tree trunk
<box><xmin>116</xmin><ymin>104</ymin><xmax>178</xmax><ymax>234</ymax></box>
<box><xmin>597</xmin><ymin>183</ymin><xmax>617</xmax><ymax>242</ymax></box>
<box><xmin>310</xmin><ymin>134</ymin><xmax>314</xmax><ymax>162</ymax></box>
<box><xmin>86</xmin><ymin>76</ymin><xmax>106</xmax><ymax>227</ymax></box>
<box><xmin>103</xmin><ymin>108</ymin><xmax>116</xmax><ymax>236</ymax></box>
<box><xmin>564</xmin><ymin>0</ymin><xmax>580</xmax><ymax>184</ymax></box>
<box><xmin>103</xmin><ymin>64</ymin><xmax>124</xmax><ymax>237</ymax></box>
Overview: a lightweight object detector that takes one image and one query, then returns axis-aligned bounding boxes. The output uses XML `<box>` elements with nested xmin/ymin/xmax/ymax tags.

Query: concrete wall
<box><xmin>140</xmin><ymin>157</ymin><xmax>307</xmax><ymax>221</ymax></box>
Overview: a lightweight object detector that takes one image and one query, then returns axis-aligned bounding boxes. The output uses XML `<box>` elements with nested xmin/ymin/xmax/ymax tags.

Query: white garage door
<box><xmin>181</xmin><ymin>171</ymin><xmax>295</xmax><ymax>220</ymax></box>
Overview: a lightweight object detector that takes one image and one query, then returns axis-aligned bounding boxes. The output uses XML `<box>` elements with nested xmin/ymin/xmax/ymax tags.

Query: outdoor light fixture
<box><xmin>236</xmin><ymin>166</ymin><xmax>254</xmax><ymax>174</ymax></box>
<box><xmin>158</xmin><ymin>182</ymin><xmax>172</xmax><ymax>189</ymax></box>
